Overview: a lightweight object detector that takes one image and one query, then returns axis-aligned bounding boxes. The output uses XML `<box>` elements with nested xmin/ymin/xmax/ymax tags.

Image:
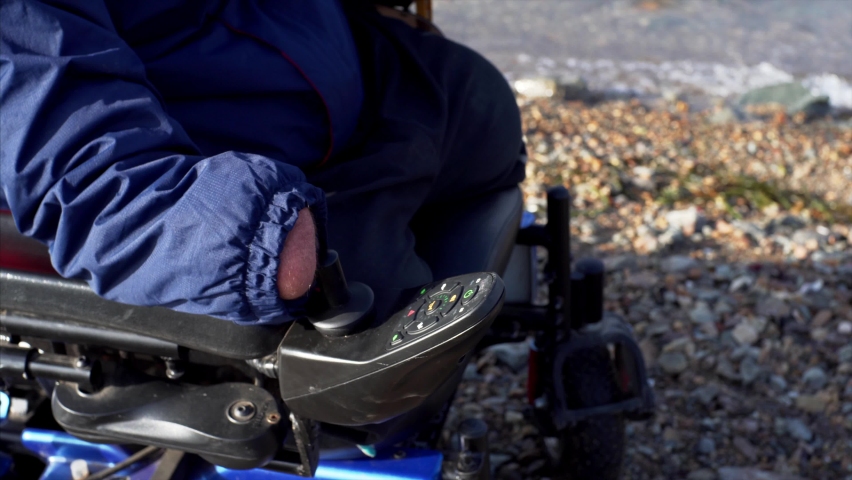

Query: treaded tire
<box><xmin>550</xmin><ymin>345</ymin><xmax>625</xmax><ymax>480</ymax></box>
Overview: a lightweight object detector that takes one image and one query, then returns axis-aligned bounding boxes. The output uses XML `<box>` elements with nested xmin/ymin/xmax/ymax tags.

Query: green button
<box><xmin>420</xmin><ymin>288</ymin><xmax>427</xmax><ymax>295</ymax></box>
<box><xmin>463</xmin><ymin>289</ymin><xmax>474</xmax><ymax>299</ymax></box>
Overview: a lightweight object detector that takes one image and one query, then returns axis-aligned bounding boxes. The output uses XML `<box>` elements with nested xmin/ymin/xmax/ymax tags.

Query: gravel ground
<box><xmin>442</xmin><ymin>95</ymin><xmax>852</xmax><ymax>479</ymax></box>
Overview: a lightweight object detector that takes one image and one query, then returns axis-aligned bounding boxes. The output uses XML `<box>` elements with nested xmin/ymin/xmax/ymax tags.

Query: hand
<box><xmin>277</xmin><ymin>208</ymin><xmax>317</xmax><ymax>300</ymax></box>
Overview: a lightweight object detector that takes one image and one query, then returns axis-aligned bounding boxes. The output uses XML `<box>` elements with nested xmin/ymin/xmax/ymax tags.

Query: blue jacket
<box><xmin>0</xmin><ymin>0</ymin><xmax>364</xmax><ymax>324</ymax></box>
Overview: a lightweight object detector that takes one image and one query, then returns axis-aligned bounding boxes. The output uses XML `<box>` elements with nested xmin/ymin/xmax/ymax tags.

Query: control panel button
<box><xmin>429</xmin><ymin>282</ymin><xmax>458</xmax><ymax>298</ymax></box>
<box><xmin>405</xmin><ymin>316</ymin><xmax>439</xmax><ymax>335</ymax></box>
<box><xmin>461</xmin><ymin>285</ymin><xmax>479</xmax><ymax>305</ymax></box>
<box><xmin>390</xmin><ymin>332</ymin><xmax>404</xmax><ymax>346</ymax></box>
<box><xmin>425</xmin><ymin>299</ymin><xmax>443</xmax><ymax>315</ymax></box>
<box><xmin>441</xmin><ymin>286</ymin><xmax>463</xmax><ymax>316</ymax></box>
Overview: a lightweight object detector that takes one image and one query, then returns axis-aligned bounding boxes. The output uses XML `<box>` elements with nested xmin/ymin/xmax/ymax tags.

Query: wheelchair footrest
<box><xmin>52</xmin><ymin>377</ymin><xmax>282</xmax><ymax>469</ymax></box>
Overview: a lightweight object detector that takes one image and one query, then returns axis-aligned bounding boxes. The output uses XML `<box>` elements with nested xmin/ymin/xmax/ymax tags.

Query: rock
<box><xmin>801</xmin><ymin>367</ymin><xmax>827</xmax><ymax>390</ymax></box>
<box><xmin>639</xmin><ymin>338</ymin><xmax>659</xmax><ymax>367</ymax></box>
<box><xmin>769</xmin><ymin>375</ymin><xmax>788</xmax><ymax>391</ymax></box>
<box><xmin>756</xmin><ymin>297</ymin><xmax>789</xmax><ymax>318</ymax></box>
<box><xmin>795</xmin><ymin>394</ymin><xmax>827</xmax><ymax>413</ymax></box>
<box><xmin>691</xmin><ymin>384</ymin><xmax>720</xmax><ymax>406</ymax></box>
<box><xmin>603</xmin><ymin>254</ymin><xmax>638</xmax><ymax>272</ymax></box>
<box><xmin>489</xmin><ymin>453</ymin><xmax>513</xmax><ymax>474</ymax></box>
<box><xmin>717</xmin><ymin>467</ymin><xmax>805</xmax><ymax>480</ymax></box>
<box><xmin>838</xmin><ymin>344</ymin><xmax>852</xmax><ymax>363</ymax></box>
<box><xmin>729</xmin><ymin>276</ymin><xmax>753</xmax><ymax>292</ymax></box>
<box><xmin>715</xmin><ymin>357</ymin><xmax>740</xmax><ymax>381</ymax></box>
<box><xmin>666</xmin><ymin>206</ymin><xmax>704</xmax><ymax>235</ymax></box>
<box><xmin>687</xmin><ymin>468</ymin><xmax>717</xmax><ymax>480</ymax></box>
<box><xmin>556</xmin><ymin>73</ymin><xmax>590</xmax><ymax>101</ymax></box>
<box><xmin>785</xmin><ymin>418</ymin><xmax>813</xmax><ymax>441</ymax></box>
<box><xmin>732</xmin><ymin>323</ymin><xmax>759</xmax><ymax>346</ymax></box>
<box><xmin>661</xmin><ymin>255</ymin><xmax>698</xmax><ymax>273</ymax></box>
<box><xmin>732</xmin><ymin>436</ymin><xmax>758</xmax><ymax>461</ymax></box>
<box><xmin>810</xmin><ymin>327</ymin><xmax>829</xmax><ymax>342</ymax></box>
<box><xmin>708</xmin><ymin>106</ymin><xmax>744</xmax><ymax>125</ymax></box>
<box><xmin>713</xmin><ymin>264</ymin><xmax>735</xmax><ymax>281</ymax></box>
<box><xmin>697</xmin><ymin>436</ymin><xmax>716</xmax><ymax>454</ymax></box>
<box><xmin>739</xmin><ymin>357</ymin><xmax>762</xmax><ymax>385</ymax></box>
<box><xmin>483</xmin><ymin>342</ymin><xmax>529</xmax><ymax>372</ymax></box>
<box><xmin>504</xmin><ymin>410</ymin><xmax>525</xmax><ymax>424</ymax></box>
<box><xmin>658</xmin><ymin>352</ymin><xmax>688</xmax><ymax>374</ymax></box>
<box><xmin>838</xmin><ymin>321</ymin><xmax>852</xmax><ymax>335</ymax></box>
<box><xmin>738</xmin><ymin>82</ymin><xmax>831</xmax><ymax>117</ymax></box>
<box><xmin>690</xmin><ymin>302</ymin><xmax>718</xmax><ymax>324</ymax></box>
<box><xmin>463</xmin><ymin>363</ymin><xmax>481</xmax><ymax>381</ymax></box>
<box><xmin>662</xmin><ymin>336</ymin><xmax>695</xmax><ymax>354</ymax></box>
<box><xmin>732</xmin><ymin>220</ymin><xmax>766</xmax><ymax>242</ymax></box>
<box><xmin>810</xmin><ymin>309</ymin><xmax>833</xmax><ymax>327</ymax></box>
<box><xmin>626</xmin><ymin>271</ymin><xmax>660</xmax><ymax>288</ymax></box>
<box><xmin>513</xmin><ymin>77</ymin><xmax>558</xmax><ymax>98</ymax></box>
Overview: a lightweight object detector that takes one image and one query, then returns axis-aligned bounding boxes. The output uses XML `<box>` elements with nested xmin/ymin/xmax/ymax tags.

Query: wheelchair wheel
<box><xmin>547</xmin><ymin>346</ymin><xmax>625</xmax><ymax>480</ymax></box>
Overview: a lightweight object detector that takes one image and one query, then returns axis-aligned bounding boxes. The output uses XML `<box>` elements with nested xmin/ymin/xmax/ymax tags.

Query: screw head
<box><xmin>266</xmin><ymin>412</ymin><xmax>281</xmax><ymax>425</ymax></box>
<box><xmin>227</xmin><ymin>401</ymin><xmax>256</xmax><ymax>423</ymax></box>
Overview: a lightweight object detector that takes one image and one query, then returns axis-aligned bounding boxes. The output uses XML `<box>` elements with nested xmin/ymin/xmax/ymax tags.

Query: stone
<box><xmin>795</xmin><ymin>394</ymin><xmax>827</xmax><ymax>413</ymax></box>
<box><xmin>810</xmin><ymin>309</ymin><xmax>833</xmax><ymax>327</ymax></box>
<box><xmin>696</xmin><ymin>436</ymin><xmax>716</xmax><ymax>454</ymax></box>
<box><xmin>463</xmin><ymin>363</ymin><xmax>481</xmax><ymax>381</ymax></box>
<box><xmin>504</xmin><ymin>410</ymin><xmax>525</xmax><ymax>423</ymax></box>
<box><xmin>658</xmin><ymin>352</ymin><xmax>688</xmax><ymax>374</ymax></box>
<box><xmin>756</xmin><ymin>297</ymin><xmax>789</xmax><ymax>318</ymax></box>
<box><xmin>639</xmin><ymin>338</ymin><xmax>659</xmax><ymax>367</ymax></box>
<box><xmin>513</xmin><ymin>77</ymin><xmax>558</xmax><ymax>98</ymax></box>
<box><xmin>785</xmin><ymin>418</ymin><xmax>813</xmax><ymax>441</ymax></box>
<box><xmin>810</xmin><ymin>327</ymin><xmax>829</xmax><ymax>342</ymax></box>
<box><xmin>483</xmin><ymin>342</ymin><xmax>529</xmax><ymax>373</ymax></box>
<box><xmin>769</xmin><ymin>375</ymin><xmax>788</xmax><ymax>391</ymax></box>
<box><xmin>729</xmin><ymin>276</ymin><xmax>753</xmax><ymax>292</ymax></box>
<box><xmin>838</xmin><ymin>321</ymin><xmax>852</xmax><ymax>335</ymax></box>
<box><xmin>691</xmin><ymin>384</ymin><xmax>720</xmax><ymax>406</ymax></box>
<box><xmin>661</xmin><ymin>255</ymin><xmax>698</xmax><ymax>273</ymax></box>
<box><xmin>603</xmin><ymin>254</ymin><xmax>638</xmax><ymax>272</ymax></box>
<box><xmin>801</xmin><ymin>367</ymin><xmax>827</xmax><ymax>390</ymax></box>
<box><xmin>715</xmin><ymin>357</ymin><xmax>740</xmax><ymax>381</ymax></box>
<box><xmin>738</xmin><ymin>82</ymin><xmax>830</xmax><ymax>117</ymax></box>
<box><xmin>556</xmin><ymin>73</ymin><xmax>590</xmax><ymax>101</ymax></box>
<box><xmin>838</xmin><ymin>344</ymin><xmax>852</xmax><ymax>363</ymax></box>
<box><xmin>713</xmin><ymin>264</ymin><xmax>735</xmax><ymax>280</ymax></box>
<box><xmin>690</xmin><ymin>302</ymin><xmax>718</xmax><ymax>324</ymax></box>
<box><xmin>717</xmin><ymin>467</ymin><xmax>805</xmax><ymax>480</ymax></box>
<box><xmin>732</xmin><ymin>436</ymin><xmax>758</xmax><ymax>461</ymax></box>
<box><xmin>666</xmin><ymin>206</ymin><xmax>703</xmax><ymax>235</ymax></box>
<box><xmin>739</xmin><ymin>357</ymin><xmax>762</xmax><ymax>385</ymax></box>
<box><xmin>732</xmin><ymin>323</ymin><xmax>759</xmax><ymax>346</ymax></box>
<box><xmin>687</xmin><ymin>468</ymin><xmax>717</xmax><ymax>480</ymax></box>
<box><xmin>626</xmin><ymin>271</ymin><xmax>660</xmax><ymax>288</ymax></box>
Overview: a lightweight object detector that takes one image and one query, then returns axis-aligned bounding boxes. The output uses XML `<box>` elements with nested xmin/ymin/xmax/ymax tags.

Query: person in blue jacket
<box><xmin>0</xmin><ymin>0</ymin><xmax>525</xmax><ymax>325</ymax></box>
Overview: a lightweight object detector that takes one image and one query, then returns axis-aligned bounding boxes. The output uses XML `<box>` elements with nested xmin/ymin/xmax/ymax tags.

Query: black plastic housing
<box><xmin>279</xmin><ymin>273</ymin><xmax>504</xmax><ymax>426</ymax></box>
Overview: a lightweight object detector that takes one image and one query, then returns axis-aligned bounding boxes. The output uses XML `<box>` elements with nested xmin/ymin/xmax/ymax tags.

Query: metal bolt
<box><xmin>265</xmin><ymin>412</ymin><xmax>281</xmax><ymax>425</ymax></box>
<box><xmin>74</xmin><ymin>357</ymin><xmax>89</xmax><ymax>369</ymax></box>
<box><xmin>165</xmin><ymin>358</ymin><xmax>184</xmax><ymax>380</ymax></box>
<box><xmin>227</xmin><ymin>401</ymin><xmax>256</xmax><ymax>423</ymax></box>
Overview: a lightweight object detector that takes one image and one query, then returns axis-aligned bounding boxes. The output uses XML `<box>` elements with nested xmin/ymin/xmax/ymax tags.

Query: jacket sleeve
<box><xmin>0</xmin><ymin>0</ymin><xmax>327</xmax><ymax>325</ymax></box>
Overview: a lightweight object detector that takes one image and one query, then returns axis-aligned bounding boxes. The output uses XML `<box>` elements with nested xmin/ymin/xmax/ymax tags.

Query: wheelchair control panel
<box><xmin>278</xmin><ymin>272</ymin><xmax>504</xmax><ymax>426</ymax></box>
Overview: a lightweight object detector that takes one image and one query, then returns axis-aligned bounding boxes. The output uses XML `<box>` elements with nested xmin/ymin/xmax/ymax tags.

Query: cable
<box><xmin>85</xmin><ymin>446</ymin><xmax>161</xmax><ymax>480</ymax></box>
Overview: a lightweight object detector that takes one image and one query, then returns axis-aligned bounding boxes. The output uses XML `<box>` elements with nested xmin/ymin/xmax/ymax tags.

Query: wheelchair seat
<box><xmin>0</xmin><ymin>187</ymin><xmax>522</xmax><ymax>360</ymax></box>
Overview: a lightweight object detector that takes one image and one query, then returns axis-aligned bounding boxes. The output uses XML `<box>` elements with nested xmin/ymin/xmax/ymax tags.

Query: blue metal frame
<box><xmin>19</xmin><ymin>429</ymin><xmax>443</xmax><ymax>480</ymax></box>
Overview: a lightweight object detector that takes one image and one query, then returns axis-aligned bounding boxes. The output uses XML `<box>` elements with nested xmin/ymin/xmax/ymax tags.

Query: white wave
<box><xmin>514</xmin><ymin>55</ymin><xmax>852</xmax><ymax>108</ymax></box>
